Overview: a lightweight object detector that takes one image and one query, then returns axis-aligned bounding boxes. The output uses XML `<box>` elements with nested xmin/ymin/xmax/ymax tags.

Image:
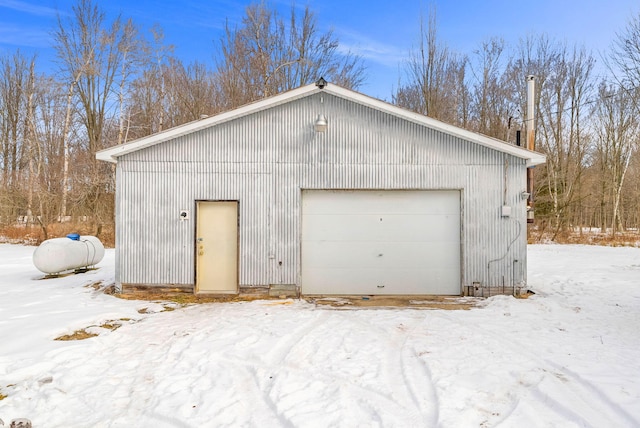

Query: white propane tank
<box><xmin>33</xmin><ymin>234</ymin><xmax>105</xmax><ymax>274</ymax></box>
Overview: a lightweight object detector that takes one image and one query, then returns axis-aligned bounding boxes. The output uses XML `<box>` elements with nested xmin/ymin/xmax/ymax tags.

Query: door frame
<box><xmin>194</xmin><ymin>199</ymin><xmax>240</xmax><ymax>294</ymax></box>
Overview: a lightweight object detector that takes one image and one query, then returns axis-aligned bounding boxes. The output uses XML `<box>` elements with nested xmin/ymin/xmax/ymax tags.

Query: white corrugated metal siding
<box><xmin>115</xmin><ymin>92</ymin><xmax>528</xmax><ymax>292</ymax></box>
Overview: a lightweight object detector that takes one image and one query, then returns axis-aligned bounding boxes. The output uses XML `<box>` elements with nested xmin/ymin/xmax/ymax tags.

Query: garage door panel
<box><xmin>379</xmin><ymin>214</ymin><xmax>459</xmax><ymax>242</ymax></box>
<box><xmin>303</xmin><ymin>213</ymin><xmax>459</xmax><ymax>242</ymax></box>
<box><xmin>303</xmin><ymin>241</ymin><xmax>460</xmax><ymax>269</ymax></box>
<box><xmin>301</xmin><ymin>190</ymin><xmax>461</xmax><ymax>295</ymax></box>
<box><xmin>302</xmin><ymin>214</ymin><xmax>387</xmax><ymax>242</ymax></box>
<box><xmin>303</xmin><ymin>190</ymin><xmax>459</xmax><ymax>215</ymax></box>
<box><xmin>301</xmin><ymin>267</ymin><xmax>460</xmax><ymax>295</ymax></box>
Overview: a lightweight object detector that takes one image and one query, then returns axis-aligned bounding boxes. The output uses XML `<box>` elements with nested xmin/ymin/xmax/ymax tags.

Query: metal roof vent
<box><xmin>315</xmin><ymin>77</ymin><xmax>327</xmax><ymax>89</ymax></box>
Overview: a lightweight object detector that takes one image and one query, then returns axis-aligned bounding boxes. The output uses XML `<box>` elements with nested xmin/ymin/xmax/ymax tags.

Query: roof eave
<box><xmin>96</xmin><ymin>82</ymin><xmax>547</xmax><ymax>168</ymax></box>
<box><xmin>95</xmin><ymin>83</ymin><xmax>320</xmax><ymax>163</ymax></box>
<box><xmin>322</xmin><ymin>85</ymin><xmax>547</xmax><ymax>167</ymax></box>
<box><xmin>526</xmin><ymin>153</ymin><xmax>546</xmax><ymax>167</ymax></box>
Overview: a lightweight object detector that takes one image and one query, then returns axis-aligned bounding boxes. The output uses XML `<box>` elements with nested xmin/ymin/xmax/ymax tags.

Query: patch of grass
<box><xmin>0</xmin><ymin>223</ymin><xmax>115</xmax><ymax>247</ymax></box>
<box><xmin>308</xmin><ymin>296</ymin><xmax>480</xmax><ymax>310</ymax></box>
<box><xmin>85</xmin><ymin>281</ymin><xmax>103</xmax><ymax>290</ymax></box>
<box><xmin>99</xmin><ymin>322</ymin><xmax>121</xmax><ymax>331</ymax></box>
<box><xmin>173</xmin><ymin>295</ymin><xmax>197</xmax><ymax>304</ymax></box>
<box><xmin>55</xmin><ymin>319</ymin><xmax>137</xmax><ymax>339</ymax></box>
<box><xmin>118</xmin><ymin>291</ymin><xmax>276</xmax><ymax>305</ymax></box>
<box><xmin>0</xmin><ymin>392</ymin><xmax>7</xmax><ymax>400</ymax></box>
<box><xmin>137</xmin><ymin>304</ymin><xmax>179</xmax><ymax>314</ymax></box>
<box><xmin>514</xmin><ymin>291</ymin><xmax>535</xmax><ymax>299</ymax></box>
<box><xmin>265</xmin><ymin>300</ymin><xmax>294</xmax><ymax>306</ymax></box>
<box><xmin>55</xmin><ymin>329</ymin><xmax>98</xmax><ymax>341</ymax></box>
<box><xmin>530</xmin><ymin>226</ymin><xmax>640</xmax><ymax>247</ymax></box>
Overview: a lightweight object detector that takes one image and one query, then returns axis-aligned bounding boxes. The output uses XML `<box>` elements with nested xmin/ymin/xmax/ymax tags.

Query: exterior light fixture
<box><xmin>314</xmin><ymin>114</ymin><xmax>327</xmax><ymax>132</ymax></box>
<box><xmin>315</xmin><ymin>77</ymin><xmax>327</xmax><ymax>89</ymax></box>
<box><xmin>521</xmin><ymin>191</ymin><xmax>531</xmax><ymax>200</ymax></box>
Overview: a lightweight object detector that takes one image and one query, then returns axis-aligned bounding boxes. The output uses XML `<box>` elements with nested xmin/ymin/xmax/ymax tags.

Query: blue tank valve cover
<box><xmin>66</xmin><ymin>233</ymin><xmax>80</xmax><ymax>241</ymax></box>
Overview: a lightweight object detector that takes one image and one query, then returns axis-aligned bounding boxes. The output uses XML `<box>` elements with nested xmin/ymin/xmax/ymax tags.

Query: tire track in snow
<box><xmin>375</xmin><ymin>317</ymin><xmax>441</xmax><ymax>427</ymax></box>
<box><xmin>208</xmin><ymin>310</ymin><xmax>440</xmax><ymax>426</ymax></box>
<box><xmin>262</xmin><ymin>310</ymin><xmax>332</xmax><ymax>367</ymax></box>
<box><xmin>432</xmin><ymin>311</ymin><xmax>639</xmax><ymax>427</ymax></box>
<box><xmin>225</xmin><ymin>310</ymin><xmax>332</xmax><ymax>426</ymax></box>
<box><xmin>136</xmin><ymin>412</ymin><xmax>193</xmax><ymax>428</ymax></box>
<box><xmin>342</xmin><ymin>313</ymin><xmax>440</xmax><ymax>426</ymax></box>
<box><xmin>240</xmin><ymin>365</ymin><xmax>297</xmax><ymax>427</ymax></box>
<box><xmin>60</xmin><ymin>314</ymin><xmax>209</xmax><ymax>426</ymax></box>
<box><xmin>400</xmin><ymin>342</ymin><xmax>440</xmax><ymax>426</ymax></box>
<box><xmin>207</xmin><ymin>349</ymin><xmax>428</xmax><ymax>426</ymax></box>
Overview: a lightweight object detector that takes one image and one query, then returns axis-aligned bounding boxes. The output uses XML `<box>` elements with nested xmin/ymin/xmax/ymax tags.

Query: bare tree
<box><xmin>52</xmin><ymin>0</ymin><xmax>143</xmax><ymax>228</ymax></box>
<box><xmin>116</xmin><ymin>18</ymin><xmax>144</xmax><ymax>145</ymax></box>
<box><xmin>604</xmin><ymin>11</ymin><xmax>640</xmax><ymax>235</ymax></box>
<box><xmin>394</xmin><ymin>7</ymin><xmax>468</xmax><ymax>126</ymax></box>
<box><xmin>0</xmin><ymin>52</ymin><xmax>29</xmax><ymax>190</ymax></box>
<box><xmin>165</xmin><ymin>59</ymin><xmax>219</xmax><ymax>124</ymax></box>
<box><xmin>216</xmin><ymin>2</ymin><xmax>365</xmax><ymax>109</ymax></box>
<box><xmin>593</xmin><ymin>82</ymin><xmax>639</xmax><ymax>235</ymax></box>
<box><xmin>502</xmin><ymin>36</ymin><xmax>594</xmax><ymax>237</ymax></box>
<box><xmin>609</xmin><ymin>11</ymin><xmax>640</xmax><ymax>97</ymax></box>
<box><xmin>0</xmin><ymin>51</ymin><xmax>70</xmax><ymax>238</ymax></box>
<box><xmin>538</xmin><ymin>45</ymin><xmax>594</xmax><ymax>237</ymax></box>
<box><xmin>469</xmin><ymin>37</ymin><xmax>513</xmax><ymax>140</ymax></box>
<box><xmin>24</xmin><ymin>58</ymin><xmax>37</xmax><ymax>224</ymax></box>
<box><xmin>127</xmin><ymin>57</ymin><xmax>218</xmax><ymax>139</ymax></box>
<box><xmin>149</xmin><ymin>25</ymin><xmax>173</xmax><ymax>134</ymax></box>
<box><xmin>123</xmin><ymin>26</ymin><xmax>175</xmax><ymax>139</ymax></box>
<box><xmin>30</xmin><ymin>76</ymin><xmax>70</xmax><ymax>239</ymax></box>
<box><xmin>0</xmin><ymin>51</ymin><xmax>37</xmax><ymax>225</ymax></box>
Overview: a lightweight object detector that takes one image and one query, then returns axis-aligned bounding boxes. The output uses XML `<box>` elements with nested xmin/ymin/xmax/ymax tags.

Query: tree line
<box><xmin>1</xmin><ymin>0</ymin><xmax>639</xmax><ymax>241</ymax></box>
<box><xmin>394</xmin><ymin>8</ymin><xmax>640</xmax><ymax>239</ymax></box>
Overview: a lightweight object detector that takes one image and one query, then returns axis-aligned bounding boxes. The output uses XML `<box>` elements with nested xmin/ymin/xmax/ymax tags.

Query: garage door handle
<box><xmin>377</xmin><ymin>285</ymin><xmax>385</xmax><ymax>288</ymax></box>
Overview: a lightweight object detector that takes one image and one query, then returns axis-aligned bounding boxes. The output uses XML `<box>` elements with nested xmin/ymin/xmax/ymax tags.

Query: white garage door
<box><xmin>301</xmin><ymin>190</ymin><xmax>461</xmax><ymax>295</ymax></box>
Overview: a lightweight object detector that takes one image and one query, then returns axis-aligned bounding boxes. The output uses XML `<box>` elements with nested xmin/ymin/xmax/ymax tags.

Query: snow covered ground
<box><xmin>0</xmin><ymin>244</ymin><xmax>639</xmax><ymax>427</ymax></box>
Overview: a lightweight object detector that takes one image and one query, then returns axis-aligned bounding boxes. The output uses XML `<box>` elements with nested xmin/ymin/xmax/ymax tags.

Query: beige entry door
<box><xmin>196</xmin><ymin>201</ymin><xmax>238</xmax><ymax>293</ymax></box>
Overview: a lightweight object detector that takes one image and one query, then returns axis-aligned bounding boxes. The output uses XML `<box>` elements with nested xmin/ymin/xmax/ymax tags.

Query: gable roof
<box><xmin>96</xmin><ymin>82</ymin><xmax>546</xmax><ymax>166</ymax></box>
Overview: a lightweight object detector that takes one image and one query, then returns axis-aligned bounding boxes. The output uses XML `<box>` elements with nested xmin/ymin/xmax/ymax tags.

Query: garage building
<box><xmin>97</xmin><ymin>80</ymin><xmax>545</xmax><ymax>297</ymax></box>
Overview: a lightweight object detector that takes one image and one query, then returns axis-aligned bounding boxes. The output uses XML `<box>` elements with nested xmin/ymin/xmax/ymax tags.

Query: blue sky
<box><xmin>0</xmin><ymin>0</ymin><xmax>638</xmax><ymax>100</ymax></box>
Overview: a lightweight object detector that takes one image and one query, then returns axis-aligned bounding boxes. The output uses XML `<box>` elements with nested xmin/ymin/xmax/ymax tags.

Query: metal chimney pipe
<box><xmin>526</xmin><ymin>75</ymin><xmax>535</xmax><ymax>223</ymax></box>
<box><xmin>526</xmin><ymin>76</ymin><xmax>535</xmax><ymax>151</ymax></box>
